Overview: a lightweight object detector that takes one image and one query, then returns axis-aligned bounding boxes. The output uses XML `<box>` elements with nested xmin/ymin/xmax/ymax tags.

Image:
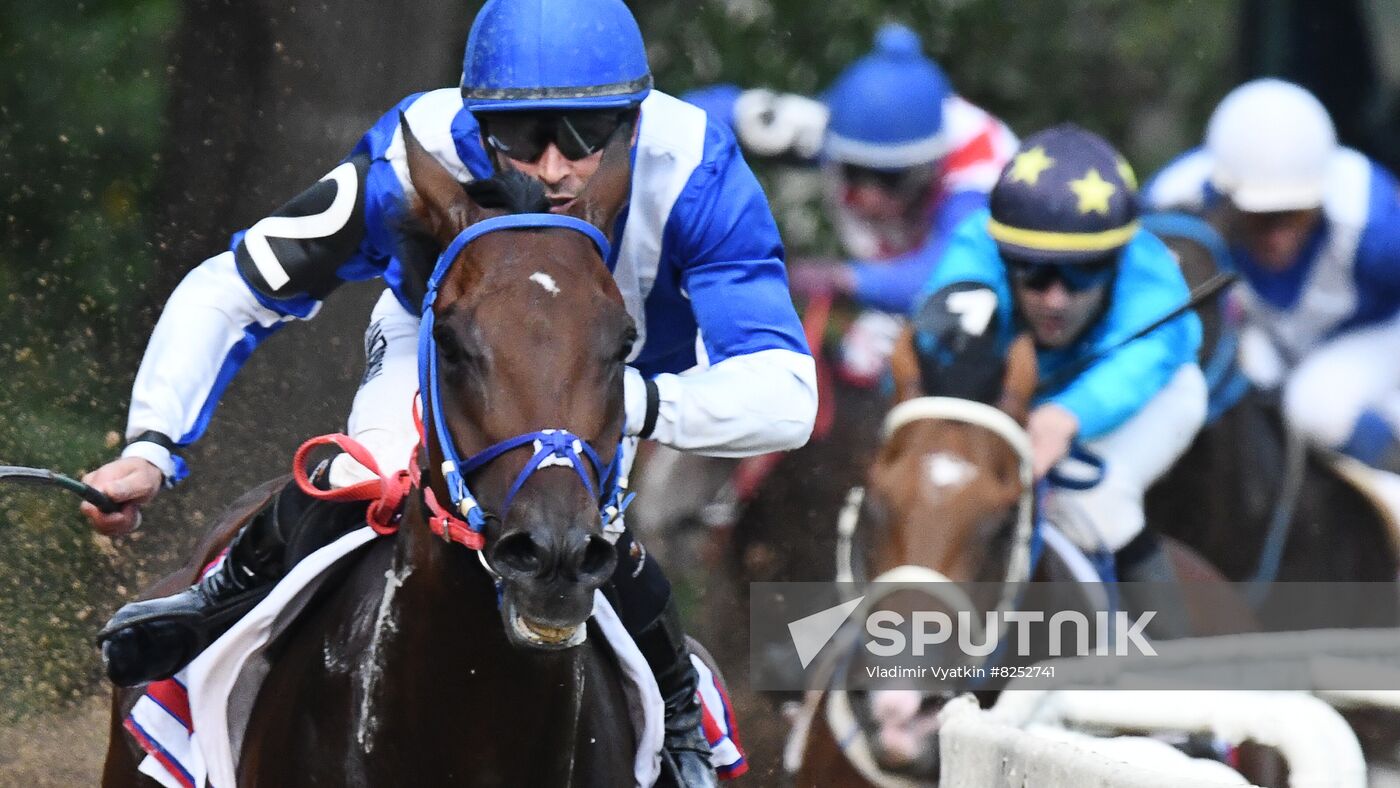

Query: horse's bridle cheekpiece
<box><xmin>418</xmin><ymin>213</ymin><xmax>629</xmax><ymax>545</ymax></box>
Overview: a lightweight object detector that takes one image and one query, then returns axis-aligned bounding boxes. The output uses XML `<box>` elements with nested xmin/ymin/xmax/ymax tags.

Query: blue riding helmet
<box><xmin>461</xmin><ymin>0</ymin><xmax>653</xmax><ymax>113</ymax></box>
<box><xmin>824</xmin><ymin>24</ymin><xmax>952</xmax><ymax>169</ymax></box>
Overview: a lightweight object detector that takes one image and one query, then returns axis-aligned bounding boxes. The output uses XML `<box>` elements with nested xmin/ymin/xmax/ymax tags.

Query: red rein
<box><xmin>291</xmin><ymin>433</ymin><xmax>484</xmax><ymax>551</ymax></box>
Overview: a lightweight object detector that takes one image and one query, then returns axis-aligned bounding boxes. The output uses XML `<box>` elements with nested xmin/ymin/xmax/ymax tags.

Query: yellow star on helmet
<box><xmin>1008</xmin><ymin>146</ymin><xmax>1055</xmax><ymax>186</ymax></box>
<box><xmin>1116</xmin><ymin>156</ymin><xmax>1138</xmax><ymax>190</ymax></box>
<box><xmin>1069</xmin><ymin>168</ymin><xmax>1116</xmax><ymax>215</ymax></box>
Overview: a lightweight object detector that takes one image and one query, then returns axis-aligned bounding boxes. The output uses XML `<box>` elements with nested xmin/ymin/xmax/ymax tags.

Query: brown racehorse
<box><xmin>103</xmin><ymin>118</ymin><xmax>641</xmax><ymax>786</ymax></box>
<box><xmin>785</xmin><ymin>327</ymin><xmax>1258</xmax><ymax>787</ymax></box>
<box><xmin>787</xmin><ymin>335</ymin><xmax>1079</xmax><ymax>786</ymax></box>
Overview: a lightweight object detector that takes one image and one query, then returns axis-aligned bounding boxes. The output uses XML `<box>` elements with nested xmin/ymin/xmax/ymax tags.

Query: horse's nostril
<box><xmin>493</xmin><ymin>530</ymin><xmax>544</xmax><ymax>577</ymax></box>
<box><xmin>575</xmin><ymin>534</ymin><xmax>617</xmax><ymax>580</ymax></box>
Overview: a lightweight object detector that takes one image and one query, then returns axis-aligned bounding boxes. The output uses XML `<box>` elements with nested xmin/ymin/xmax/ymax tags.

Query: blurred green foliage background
<box><xmin>1</xmin><ymin>0</ymin><xmax>176</xmax><ymax>720</ymax></box>
<box><xmin>0</xmin><ymin>0</ymin><xmax>1234</xmax><ymax>722</ymax></box>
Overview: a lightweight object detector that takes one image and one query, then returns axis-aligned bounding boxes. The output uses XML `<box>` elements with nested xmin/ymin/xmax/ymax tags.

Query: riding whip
<box><xmin>0</xmin><ymin>465</ymin><xmax>121</xmax><ymax>513</ymax></box>
<box><xmin>1036</xmin><ymin>271</ymin><xmax>1238</xmax><ymax>395</ymax></box>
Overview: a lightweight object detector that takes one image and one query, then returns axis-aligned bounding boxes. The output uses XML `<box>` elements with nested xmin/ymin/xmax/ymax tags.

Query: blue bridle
<box><xmin>417</xmin><ymin>212</ymin><xmax>630</xmax><ymax>536</ymax></box>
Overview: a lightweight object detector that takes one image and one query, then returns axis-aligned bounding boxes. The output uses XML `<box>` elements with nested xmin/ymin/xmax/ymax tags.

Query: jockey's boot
<box><xmin>633</xmin><ymin>596</ymin><xmax>718</xmax><ymax>788</ymax></box>
<box><xmin>605</xmin><ymin>527</ymin><xmax>719</xmax><ymax>785</ymax></box>
<box><xmin>1115</xmin><ymin>529</ymin><xmax>1192</xmax><ymax>640</ymax></box>
<box><xmin>96</xmin><ymin>481</ymin><xmax>309</xmax><ymax>687</ymax></box>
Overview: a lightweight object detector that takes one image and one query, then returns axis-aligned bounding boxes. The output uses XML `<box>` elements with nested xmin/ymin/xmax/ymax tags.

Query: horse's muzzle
<box><xmin>490</xmin><ymin>526</ymin><xmax>617</xmax><ymax>651</ymax></box>
<box><xmin>490</xmin><ymin>528</ymin><xmax>616</xmax><ymax>585</ymax></box>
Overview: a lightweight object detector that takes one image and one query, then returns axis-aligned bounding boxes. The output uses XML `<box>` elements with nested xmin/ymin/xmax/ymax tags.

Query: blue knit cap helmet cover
<box><xmin>824</xmin><ymin>24</ymin><xmax>952</xmax><ymax>169</ymax></box>
<box><xmin>462</xmin><ymin>0</ymin><xmax>653</xmax><ymax>112</ymax></box>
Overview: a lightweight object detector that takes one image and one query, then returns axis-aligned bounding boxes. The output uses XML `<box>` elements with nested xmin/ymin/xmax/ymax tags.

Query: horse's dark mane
<box><xmin>388</xmin><ymin>220</ymin><xmax>433</xmax><ymax>309</ymax></box>
<box><xmin>464</xmin><ymin>169</ymin><xmax>551</xmax><ymax>215</ymax></box>
<box><xmin>393</xmin><ymin>170</ymin><xmax>553</xmax><ymax>304</ymax></box>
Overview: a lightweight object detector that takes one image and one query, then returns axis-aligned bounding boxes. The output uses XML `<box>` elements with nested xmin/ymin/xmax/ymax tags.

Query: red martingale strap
<box><xmin>409</xmin><ymin>396</ymin><xmax>485</xmax><ymax>550</ymax></box>
<box><xmin>292</xmin><ymin>433</ymin><xmax>483</xmax><ymax>549</ymax></box>
<box><xmin>407</xmin><ymin>446</ymin><xmax>485</xmax><ymax>551</ymax></box>
<box><xmin>292</xmin><ymin>434</ymin><xmax>411</xmax><ymax>536</ymax></box>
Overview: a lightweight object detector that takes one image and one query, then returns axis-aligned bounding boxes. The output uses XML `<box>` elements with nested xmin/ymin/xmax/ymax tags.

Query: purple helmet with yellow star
<box><xmin>988</xmin><ymin>124</ymin><xmax>1140</xmax><ymax>263</ymax></box>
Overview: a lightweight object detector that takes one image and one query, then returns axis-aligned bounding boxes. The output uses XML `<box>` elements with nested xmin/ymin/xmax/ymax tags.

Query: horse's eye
<box><xmin>434</xmin><ymin>324</ymin><xmax>471</xmax><ymax>366</ymax></box>
<box><xmin>615</xmin><ymin>327</ymin><xmax>637</xmax><ymax>362</ymax></box>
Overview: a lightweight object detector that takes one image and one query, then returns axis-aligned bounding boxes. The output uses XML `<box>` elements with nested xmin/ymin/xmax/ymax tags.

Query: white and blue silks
<box><xmin>121</xmin><ymin>89</ymin><xmax>817</xmax><ymax>483</ymax></box>
<box><xmin>915</xmin><ymin>211</ymin><xmax>1206</xmax><ymax>552</ymax></box>
<box><xmin>1147</xmin><ymin>146</ymin><xmax>1400</xmax><ymax>463</ymax></box>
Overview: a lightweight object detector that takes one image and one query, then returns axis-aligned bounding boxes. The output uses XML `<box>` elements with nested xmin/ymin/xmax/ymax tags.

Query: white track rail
<box><xmin>948</xmin><ymin>628</ymin><xmax>1398</xmax><ymax>788</ymax></box>
<box><xmin>986</xmin><ymin>690</ymin><xmax>1365</xmax><ymax>788</ymax></box>
<box><xmin>938</xmin><ymin>695</ymin><xmax>1254</xmax><ymax>787</ymax></box>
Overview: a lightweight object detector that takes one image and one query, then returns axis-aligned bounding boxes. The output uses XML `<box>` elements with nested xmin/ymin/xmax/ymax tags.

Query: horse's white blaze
<box><xmin>923</xmin><ymin>451</ymin><xmax>977</xmax><ymax>499</ymax></box>
<box><xmin>530</xmin><ymin>271</ymin><xmax>560</xmax><ymax>296</ymax></box>
<box><xmin>356</xmin><ymin>564</ymin><xmax>411</xmax><ymax>752</ymax></box>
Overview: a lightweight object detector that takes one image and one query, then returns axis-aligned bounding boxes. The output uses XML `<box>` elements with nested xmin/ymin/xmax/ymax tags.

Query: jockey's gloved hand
<box><xmin>81</xmin><ymin>456</ymin><xmax>163</xmax><ymax>536</ymax></box>
<box><xmin>732</xmin><ymin>88</ymin><xmax>829</xmax><ymax>159</ymax></box>
<box><xmin>1027</xmin><ymin>403</ymin><xmax>1079</xmax><ymax>480</ymax></box>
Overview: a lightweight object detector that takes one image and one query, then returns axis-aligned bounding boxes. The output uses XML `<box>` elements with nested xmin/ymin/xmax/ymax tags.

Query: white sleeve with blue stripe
<box><xmin>120</xmin><ymin>151</ymin><xmax>380</xmax><ymax>483</ymax></box>
<box><xmin>121</xmin><ymin>251</ymin><xmax>294</xmax><ymax>482</ymax></box>
<box><xmin>120</xmin><ymin>91</ymin><xmax>484</xmax><ymax>483</ymax></box>
<box><xmin>620</xmin><ymin>101</ymin><xmax>816</xmax><ymax>456</ymax></box>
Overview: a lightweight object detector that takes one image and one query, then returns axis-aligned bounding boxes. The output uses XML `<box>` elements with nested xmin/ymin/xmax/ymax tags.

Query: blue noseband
<box><xmin>417</xmin><ymin>212</ymin><xmax>628</xmax><ymax>534</ymax></box>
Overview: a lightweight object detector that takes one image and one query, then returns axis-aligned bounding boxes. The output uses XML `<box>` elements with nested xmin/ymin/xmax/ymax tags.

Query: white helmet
<box><xmin>1206</xmin><ymin>79</ymin><xmax>1337</xmax><ymax>213</ymax></box>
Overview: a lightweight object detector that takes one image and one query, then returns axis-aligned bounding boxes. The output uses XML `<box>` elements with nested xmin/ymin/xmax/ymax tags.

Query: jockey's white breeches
<box><xmin>329</xmin><ymin>290</ymin><xmax>641</xmax><ymax>496</ymax></box>
<box><xmin>1275</xmin><ymin>313</ymin><xmax>1400</xmax><ymax>450</ymax></box>
<box><xmin>1045</xmin><ymin>363</ymin><xmax>1208</xmax><ymax>554</ymax></box>
<box><xmin>328</xmin><ymin>290</ymin><xmax>422</xmax><ymax>488</ymax></box>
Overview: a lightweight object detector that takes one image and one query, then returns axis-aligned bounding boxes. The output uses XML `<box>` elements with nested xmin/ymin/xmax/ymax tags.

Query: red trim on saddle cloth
<box><xmin>200</xmin><ymin>549</ymin><xmax>228</xmax><ymax>579</ymax></box>
<box><xmin>124</xmin><ymin>716</ymin><xmax>197</xmax><ymax>788</ymax></box>
<box><xmin>694</xmin><ymin>656</ymin><xmax>748</xmax><ymax>780</ymax></box>
<box><xmin>291</xmin><ymin>428</ymin><xmax>484</xmax><ymax>551</ymax></box>
<box><xmin>145</xmin><ymin>678</ymin><xmax>193</xmax><ymax>733</ymax></box>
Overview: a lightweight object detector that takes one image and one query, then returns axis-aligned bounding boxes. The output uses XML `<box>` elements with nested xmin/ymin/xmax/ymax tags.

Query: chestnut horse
<box><xmin>786</xmin><ymin>336</ymin><xmax>1096</xmax><ymax>786</ymax></box>
<box><xmin>103</xmin><ymin>118</ymin><xmax>642</xmax><ymax>785</ymax></box>
<box><xmin>785</xmin><ymin>328</ymin><xmax>1255</xmax><ymax>786</ymax></box>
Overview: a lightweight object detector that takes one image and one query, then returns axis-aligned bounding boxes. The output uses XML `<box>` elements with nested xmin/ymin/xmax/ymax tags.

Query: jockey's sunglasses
<box><xmin>1006</xmin><ymin>256</ymin><xmax>1118</xmax><ymax>293</ymax></box>
<box><xmin>840</xmin><ymin>162</ymin><xmax>932</xmax><ymax>195</ymax></box>
<box><xmin>478</xmin><ymin>110</ymin><xmax>633</xmax><ymax>163</ymax></box>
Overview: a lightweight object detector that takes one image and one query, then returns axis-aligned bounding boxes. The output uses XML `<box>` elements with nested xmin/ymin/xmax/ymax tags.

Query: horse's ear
<box><xmin>997</xmin><ymin>333</ymin><xmax>1038</xmax><ymax>426</ymax></box>
<box><xmin>890</xmin><ymin>326</ymin><xmax>923</xmax><ymax>403</ymax></box>
<box><xmin>564</xmin><ymin>116</ymin><xmax>634</xmax><ymax>240</ymax></box>
<box><xmin>401</xmin><ymin>112</ymin><xmax>476</xmax><ymax>242</ymax></box>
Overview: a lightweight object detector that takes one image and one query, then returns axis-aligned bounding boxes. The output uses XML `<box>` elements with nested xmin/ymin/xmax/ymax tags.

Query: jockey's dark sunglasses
<box><xmin>1006</xmin><ymin>255</ymin><xmax>1118</xmax><ymax>293</ymax></box>
<box><xmin>840</xmin><ymin>162</ymin><xmax>931</xmax><ymax>195</ymax></box>
<box><xmin>478</xmin><ymin>110</ymin><xmax>633</xmax><ymax>163</ymax></box>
